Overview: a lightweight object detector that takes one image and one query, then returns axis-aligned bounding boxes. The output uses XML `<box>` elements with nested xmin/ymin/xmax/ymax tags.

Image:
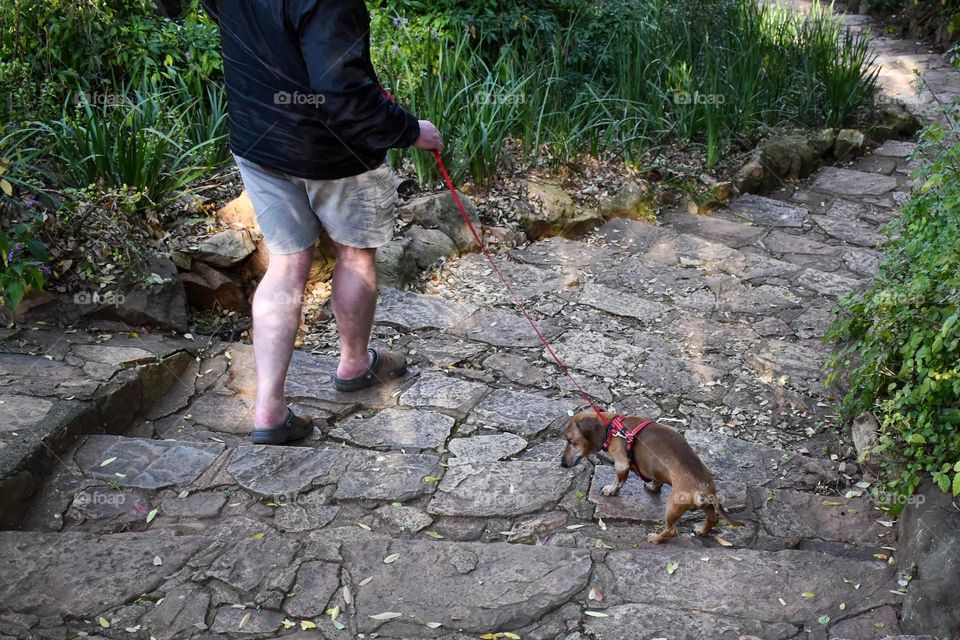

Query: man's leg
<box><xmin>252</xmin><ymin>247</ymin><xmax>313</xmax><ymax>428</ymax></box>
<box><xmin>330</xmin><ymin>241</ymin><xmax>378</xmax><ymax>379</ymax></box>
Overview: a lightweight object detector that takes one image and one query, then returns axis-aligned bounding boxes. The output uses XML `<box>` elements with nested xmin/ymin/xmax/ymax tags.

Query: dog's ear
<box><xmin>576</xmin><ymin>415</ymin><xmax>605</xmax><ymax>451</ymax></box>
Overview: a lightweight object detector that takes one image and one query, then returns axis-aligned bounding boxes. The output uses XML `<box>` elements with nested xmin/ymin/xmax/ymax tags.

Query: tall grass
<box><xmin>377</xmin><ymin>0</ymin><xmax>878</xmax><ymax>185</ymax></box>
<box><xmin>27</xmin><ymin>80</ymin><xmax>228</xmax><ymax>208</ymax></box>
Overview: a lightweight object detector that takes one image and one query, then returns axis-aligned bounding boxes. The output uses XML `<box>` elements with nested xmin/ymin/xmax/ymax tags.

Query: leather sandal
<box><xmin>333</xmin><ymin>348</ymin><xmax>407</xmax><ymax>392</ymax></box>
<box><xmin>250</xmin><ymin>408</ymin><xmax>314</xmax><ymax>445</ymax></box>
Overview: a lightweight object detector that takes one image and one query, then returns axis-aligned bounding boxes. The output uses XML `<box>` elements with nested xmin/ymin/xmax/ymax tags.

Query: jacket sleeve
<box><xmin>198</xmin><ymin>0</ymin><xmax>221</xmax><ymax>26</ymax></box>
<box><xmin>293</xmin><ymin>1</ymin><xmax>420</xmax><ymax>151</ymax></box>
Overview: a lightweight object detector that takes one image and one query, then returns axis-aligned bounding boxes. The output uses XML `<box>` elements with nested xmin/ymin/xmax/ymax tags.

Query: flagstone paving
<box><xmin>0</xmin><ymin>9</ymin><xmax>955</xmax><ymax>640</ymax></box>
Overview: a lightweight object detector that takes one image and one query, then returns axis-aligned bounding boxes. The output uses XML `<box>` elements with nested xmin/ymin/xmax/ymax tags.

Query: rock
<box><xmin>549</xmin><ymin>331</ymin><xmax>648</xmax><ymax>378</ymax></box>
<box><xmin>795</xmin><ymin>268</ymin><xmax>862</xmax><ymax>297</ymax></box>
<box><xmin>469</xmin><ymin>388</ymin><xmax>569</xmax><ymax>436</ymax></box>
<box><xmin>760</xmin><ymin>135</ymin><xmax>820</xmax><ymax>181</ymax></box>
<box><xmin>517</xmin><ymin>179</ymin><xmax>604</xmax><ymax>239</ymax></box>
<box><xmin>447</xmin><ymin>433</ymin><xmax>528</xmax><ymax>465</ymax></box>
<box><xmin>711</xmin><ymin>181</ymin><xmax>735</xmax><ymax>202</ymax></box>
<box><xmin>65</xmin><ymin>487</ymin><xmax>152</xmax><ymax>533</ymax></box>
<box><xmin>898</xmin><ymin>481</ymin><xmax>960</xmax><ymax>638</ymax></box>
<box><xmin>274</xmin><ymin>503</ymin><xmax>339</xmax><ymax>532</ymax></box>
<box><xmin>583</xmin><ymin>603</ymin><xmax>798</xmax><ymax>640</ymax></box>
<box><xmin>375</xmin><ymin>237</ymin><xmax>418</xmax><ymax>289</ymax></box>
<box><xmin>0</xmin><ymin>395</ymin><xmax>54</xmax><ymax>432</ymax></box>
<box><xmin>341</xmin><ymin>537</ymin><xmax>591</xmax><ymax>635</ymax></box>
<box><xmin>334</xmin><ymin>452</ymin><xmax>441</xmax><ymax>501</ymax></box>
<box><xmin>0</xmin><ymin>530</ymin><xmax>205</xmax><ymax>617</ymax></box>
<box><xmin>482</xmin><ymin>352</ymin><xmax>550</xmax><ymax>386</ymax></box>
<box><xmin>192</xmin><ymin>229</ymin><xmax>256</xmax><ymax>268</ymax></box>
<box><xmin>589</xmin><ymin>465</ymin><xmax>746</xmax><ymax>523</ymax></box>
<box><xmin>181</xmin><ymin>261</ymin><xmax>249</xmax><ymax>312</ymax></box>
<box><xmin>210</xmin><ymin>606</ymin><xmax>283</xmax><ymax>634</ymax></box>
<box><xmin>187</xmin><ymin>392</ymin><xmax>256</xmax><ymax>434</ymax></box>
<box><xmin>398</xmin><ymin>191</ymin><xmax>482</xmax><ymax>251</ymax></box>
<box><xmin>809</xmin><ymin>128</ymin><xmax>838</xmax><ymax>156</ymax></box>
<box><xmin>374</xmin><ymin>503</ymin><xmax>433</xmax><ymax>532</ymax></box>
<box><xmin>240</xmin><ymin>237</ymin><xmax>270</xmax><ymax>280</ymax></box>
<box><xmin>834</xmin><ymin>129</ymin><xmax>867</xmax><ymax>161</ymax></box>
<box><xmin>140</xmin><ymin>585</ymin><xmax>210</xmax><ymax>640</ymax></box>
<box><xmin>873</xmin><ymin>140</ymin><xmax>916</xmax><ymax>157</ymax></box>
<box><xmin>829</xmin><ymin>605</ymin><xmax>903</xmax><ymax>638</ymax></box>
<box><xmin>812</xmin><ymin>167</ymin><xmax>899</xmax><ymax>196</ymax></box>
<box><xmin>427</xmin><ymin>462</ymin><xmax>572</xmax><ymax>517</ymax></box>
<box><xmin>870</xmin><ymin>103</ymin><xmax>921</xmax><ymax>141</ymax></box>
<box><xmin>727</xmin><ymin>194</ymin><xmax>809</xmax><ymax>228</ymax></box>
<box><xmin>86</xmin><ymin>255</ymin><xmax>188</xmax><ymax>331</ymax></box>
<box><xmin>284</xmin><ymin>560</ymin><xmax>340</xmax><ymax>617</ymax></box>
<box><xmin>398</xmin><ymin>372</ymin><xmax>490</xmax><ymax>415</ymax></box>
<box><xmin>160</xmin><ymin>491</ymin><xmax>227</xmax><ymax>519</ymax></box>
<box><xmin>406</xmin><ymin>224</ymin><xmax>459</xmax><ymax>269</ymax></box>
<box><xmin>374</xmin><ymin>287</ymin><xmax>476</xmax><ymax>331</ymax></box>
<box><xmin>753</xmin><ymin>488</ymin><xmax>891</xmax><ymax>546</ymax></box>
<box><xmin>216</xmin><ymin>190</ymin><xmax>258</xmax><ymax>230</ymax></box>
<box><xmin>743</xmin><ymin>339</ymin><xmax>826</xmax><ymax>394</ymax></box>
<box><xmin>598</xmin><ymin>181</ymin><xmax>653</xmax><ymax>220</ymax></box>
<box><xmin>452</xmin><ymin>308</ymin><xmax>563</xmax><ymax>348</ymax></box>
<box><xmin>74</xmin><ymin>435</ymin><xmax>224</xmax><ymax>490</ymax></box>
<box><xmin>509</xmin><ymin>511</ymin><xmax>568</xmax><ymax>541</ymax></box>
<box><xmin>227</xmin><ymin>445</ymin><xmax>340</xmax><ymax>498</ymax></box>
<box><xmin>851</xmin><ymin>411</ymin><xmax>882</xmax><ymax>475</ymax></box>
<box><xmin>811</xmin><ymin>214</ymin><xmax>886</xmax><ymax>247</ymax></box>
<box><xmin>329</xmin><ymin>408</ymin><xmax>454</xmax><ymax>450</ymax></box>
<box><xmin>734</xmin><ymin>157</ymin><xmax>766</xmax><ymax>195</ymax></box>
<box><xmin>604</xmin><ymin>546</ymin><xmax>899</xmax><ymax>624</ymax></box>
<box><xmin>576</xmin><ymin>283</ymin><xmax>667</xmax><ymax>321</ymax></box>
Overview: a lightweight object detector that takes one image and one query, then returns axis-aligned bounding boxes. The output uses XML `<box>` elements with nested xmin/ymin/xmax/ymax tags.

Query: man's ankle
<box><xmin>336</xmin><ymin>349</ymin><xmax>373</xmax><ymax>379</ymax></box>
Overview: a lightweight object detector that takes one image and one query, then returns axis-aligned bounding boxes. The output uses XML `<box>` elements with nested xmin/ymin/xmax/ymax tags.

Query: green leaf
<box><xmin>953</xmin><ymin>472</ymin><xmax>960</xmax><ymax>497</ymax></box>
<box><xmin>146</xmin><ymin>508</ymin><xmax>158</xmax><ymax>524</ymax></box>
<box><xmin>98</xmin><ymin>616</ymin><xmax>110</xmax><ymax>628</ymax></box>
<box><xmin>666</xmin><ymin>561</ymin><xmax>679</xmax><ymax>575</ymax></box>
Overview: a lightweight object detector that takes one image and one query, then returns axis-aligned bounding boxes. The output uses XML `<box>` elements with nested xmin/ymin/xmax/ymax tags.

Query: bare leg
<box><xmin>331</xmin><ymin>241</ymin><xmax>378</xmax><ymax>379</ymax></box>
<box><xmin>252</xmin><ymin>248</ymin><xmax>313</xmax><ymax>428</ymax></box>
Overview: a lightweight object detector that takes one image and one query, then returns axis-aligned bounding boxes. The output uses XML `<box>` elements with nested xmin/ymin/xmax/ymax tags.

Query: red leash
<box><xmin>430</xmin><ymin>150</ymin><xmax>610</xmax><ymax>426</ymax></box>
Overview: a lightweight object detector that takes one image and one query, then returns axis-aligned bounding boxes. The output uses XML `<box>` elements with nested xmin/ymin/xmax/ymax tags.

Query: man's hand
<box><xmin>413</xmin><ymin>120</ymin><xmax>445</xmax><ymax>152</ymax></box>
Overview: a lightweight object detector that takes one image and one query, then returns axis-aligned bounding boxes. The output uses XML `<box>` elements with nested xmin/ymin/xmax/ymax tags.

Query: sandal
<box><xmin>251</xmin><ymin>408</ymin><xmax>314</xmax><ymax>445</ymax></box>
<box><xmin>333</xmin><ymin>348</ymin><xmax>407</xmax><ymax>392</ymax></box>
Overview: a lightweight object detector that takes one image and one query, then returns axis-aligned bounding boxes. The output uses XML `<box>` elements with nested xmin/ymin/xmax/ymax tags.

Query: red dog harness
<box><xmin>602</xmin><ymin>416</ymin><xmax>655</xmax><ymax>482</ymax></box>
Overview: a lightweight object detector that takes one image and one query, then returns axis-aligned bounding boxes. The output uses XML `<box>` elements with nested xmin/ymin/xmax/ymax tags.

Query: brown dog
<box><xmin>560</xmin><ymin>410</ymin><xmax>741</xmax><ymax>543</ymax></box>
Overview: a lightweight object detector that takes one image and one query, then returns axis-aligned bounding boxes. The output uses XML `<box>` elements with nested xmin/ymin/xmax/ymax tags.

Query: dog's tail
<box><xmin>695</xmin><ymin>492</ymin><xmax>743</xmax><ymax>527</ymax></box>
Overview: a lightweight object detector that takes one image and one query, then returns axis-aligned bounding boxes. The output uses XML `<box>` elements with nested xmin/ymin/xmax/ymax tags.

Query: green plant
<box><xmin>30</xmin><ymin>84</ymin><xmax>219</xmax><ymax>208</ymax></box>
<box><xmin>0</xmin><ymin>216</ymin><xmax>50</xmax><ymax>312</ymax></box>
<box><xmin>827</xmin><ymin>106</ymin><xmax>960</xmax><ymax>505</ymax></box>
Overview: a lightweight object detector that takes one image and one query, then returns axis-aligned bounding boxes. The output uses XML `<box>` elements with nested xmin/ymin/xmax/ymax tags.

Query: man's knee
<box><xmin>265</xmin><ymin>247</ymin><xmax>314</xmax><ymax>284</ymax></box>
<box><xmin>333</xmin><ymin>243</ymin><xmax>377</xmax><ymax>266</ymax></box>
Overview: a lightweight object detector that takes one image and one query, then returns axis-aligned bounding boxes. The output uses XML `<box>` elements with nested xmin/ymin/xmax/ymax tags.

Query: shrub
<box><xmin>827</xmin><ymin>106</ymin><xmax>960</xmax><ymax>504</ymax></box>
<box><xmin>0</xmin><ymin>216</ymin><xmax>50</xmax><ymax>313</ymax></box>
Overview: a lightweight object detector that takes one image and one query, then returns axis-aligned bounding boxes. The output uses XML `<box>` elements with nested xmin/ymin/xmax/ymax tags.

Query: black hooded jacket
<box><xmin>199</xmin><ymin>0</ymin><xmax>420</xmax><ymax>179</ymax></box>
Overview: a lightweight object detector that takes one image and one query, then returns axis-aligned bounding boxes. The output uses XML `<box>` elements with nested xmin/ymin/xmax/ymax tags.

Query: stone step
<box><xmin>596</xmin><ymin>546</ymin><xmax>904</xmax><ymax>635</ymax></box>
<box><xmin>0</xmin><ymin>524</ymin><xmax>905</xmax><ymax>638</ymax></box>
<box><xmin>0</xmin><ymin>334</ymin><xmax>197</xmax><ymax>529</ymax></box>
<box><xmin>653</xmin><ymin>209</ymin><xmax>876</xmax><ymax>278</ymax></box>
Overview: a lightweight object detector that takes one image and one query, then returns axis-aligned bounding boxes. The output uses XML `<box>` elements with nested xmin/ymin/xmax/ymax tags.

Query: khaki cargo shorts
<box><xmin>233</xmin><ymin>152</ymin><xmax>402</xmax><ymax>254</ymax></box>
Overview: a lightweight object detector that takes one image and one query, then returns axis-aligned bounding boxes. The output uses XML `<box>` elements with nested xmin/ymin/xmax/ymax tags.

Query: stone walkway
<box><xmin>1</xmin><ymin>9</ymin><xmax>958</xmax><ymax>640</ymax></box>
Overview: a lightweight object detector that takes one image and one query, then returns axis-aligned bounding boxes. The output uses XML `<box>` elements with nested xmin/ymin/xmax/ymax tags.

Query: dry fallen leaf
<box><xmin>359</xmin><ymin>576</ymin><xmax>374</xmax><ymax>586</ymax></box>
<box><xmin>238</xmin><ymin>612</ymin><xmax>250</xmax><ymax>629</ymax></box>
<box><xmin>383</xmin><ymin>553</ymin><xmax>400</xmax><ymax>564</ymax></box>
<box><xmin>425</xmin><ymin>622</ymin><xmax>442</xmax><ymax>629</ymax></box>
<box><xmin>368</xmin><ymin>611</ymin><xmax>403</xmax><ymax>620</ymax></box>
<box><xmin>714</xmin><ymin>535</ymin><xmax>733</xmax><ymax>547</ymax></box>
<box><xmin>584</xmin><ymin>610</ymin><xmax>608</xmax><ymax>617</ymax></box>
<box><xmin>343</xmin><ymin>586</ymin><xmax>353</xmax><ymax>605</ymax></box>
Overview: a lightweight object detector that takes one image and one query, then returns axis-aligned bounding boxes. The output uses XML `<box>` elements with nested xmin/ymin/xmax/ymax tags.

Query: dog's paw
<box><xmin>601</xmin><ymin>483</ymin><xmax>620</xmax><ymax>497</ymax></box>
<box><xmin>644</xmin><ymin>481</ymin><xmax>662</xmax><ymax>493</ymax></box>
<box><xmin>646</xmin><ymin>533</ymin><xmax>663</xmax><ymax>544</ymax></box>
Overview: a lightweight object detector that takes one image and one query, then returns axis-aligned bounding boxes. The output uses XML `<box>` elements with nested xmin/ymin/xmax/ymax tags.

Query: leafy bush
<box><xmin>0</xmin><ymin>216</ymin><xmax>50</xmax><ymax>312</ymax></box>
<box><xmin>827</xmin><ymin>108</ymin><xmax>960</xmax><ymax>503</ymax></box>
